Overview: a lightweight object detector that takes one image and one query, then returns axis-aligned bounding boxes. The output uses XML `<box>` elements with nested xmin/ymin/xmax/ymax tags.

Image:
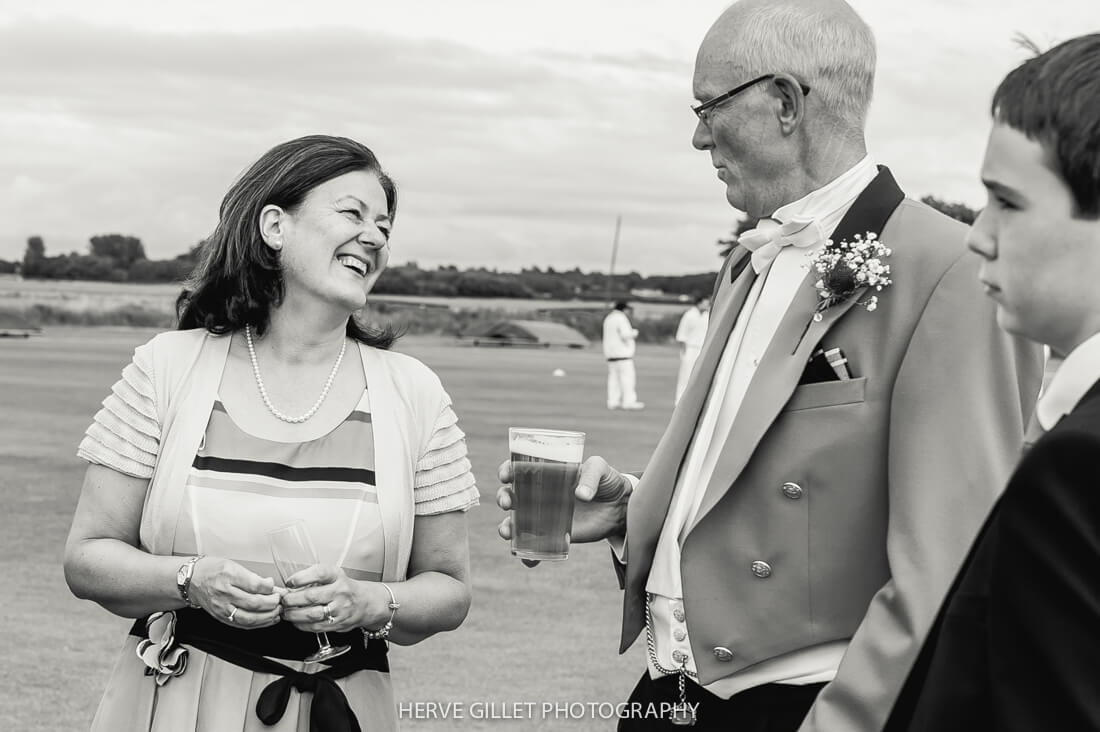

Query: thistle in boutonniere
<box><xmin>809</xmin><ymin>232</ymin><xmax>892</xmax><ymax>322</ymax></box>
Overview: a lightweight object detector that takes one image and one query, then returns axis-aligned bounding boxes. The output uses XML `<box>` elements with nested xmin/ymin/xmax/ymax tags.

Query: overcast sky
<box><xmin>0</xmin><ymin>1</ymin><xmax>1094</xmax><ymax>275</ymax></box>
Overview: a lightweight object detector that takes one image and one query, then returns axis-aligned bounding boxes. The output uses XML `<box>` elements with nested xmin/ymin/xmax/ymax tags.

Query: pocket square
<box><xmin>800</xmin><ymin>349</ymin><xmax>839</xmax><ymax>385</ymax></box>
<box><xmin>799</xmin><ymin>347</ymin><xmax>853</xmax><ymax>384</ymax></box>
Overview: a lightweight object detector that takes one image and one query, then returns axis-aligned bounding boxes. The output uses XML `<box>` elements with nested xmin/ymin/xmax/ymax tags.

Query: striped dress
<box><xmin>176</xmin><ymin>395</ymin><xmax>387</xmax><ymax>584</ymax></box>
<box><xmin>78</xmin><ymin>344</ymin><xmax>478</xmax><ymax>732</ymax></box>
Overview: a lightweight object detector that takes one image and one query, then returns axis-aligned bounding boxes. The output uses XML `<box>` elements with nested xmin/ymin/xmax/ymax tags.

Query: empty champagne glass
<box><xmin>267</xmin><ymin>520</ymin><xmax>350</xmax><ymax>663</ymax></box>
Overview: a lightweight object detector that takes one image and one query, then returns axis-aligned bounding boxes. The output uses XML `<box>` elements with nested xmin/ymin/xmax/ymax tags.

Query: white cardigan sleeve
<box><xmin>413</xmin><ymin>396</ymin><xmax>479</xmax><ymax>516</ymax></box>
<box><xmin>77</xmin><ymin>343</ymin><xmax>161</xmax><ymax>479</ymax></box>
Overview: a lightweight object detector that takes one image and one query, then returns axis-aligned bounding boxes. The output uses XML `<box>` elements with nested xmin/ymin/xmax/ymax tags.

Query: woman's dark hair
<box><xmin>176</xmin><ymin>134</ymin><xmax>401</xmax><ymax>348</ymax></box>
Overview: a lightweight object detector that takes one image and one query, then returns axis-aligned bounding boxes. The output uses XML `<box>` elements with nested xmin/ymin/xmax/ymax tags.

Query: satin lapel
<box><xmin>687</xmin><ymin>167</ymin><xmax>906</xmax><ymax>531</ymax></box>
<box><xmin>829</xmin><ymin>166</ymin><xmax>904</xmax><ymax>260</ymax></box>
<box><xmin>624</xmin><ymin>248</ymin><xmax>754</xmax><ymax>587</ymax></box>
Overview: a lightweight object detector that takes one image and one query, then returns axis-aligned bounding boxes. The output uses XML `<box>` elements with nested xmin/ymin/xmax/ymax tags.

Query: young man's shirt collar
<box><xmin>1036</xmin><ymin>330</ymin><xmax>1100</xmax><ymax>429</ymax></box>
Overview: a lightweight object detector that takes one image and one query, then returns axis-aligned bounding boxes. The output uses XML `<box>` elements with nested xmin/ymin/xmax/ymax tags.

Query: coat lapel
<box><xmin>621</xmin><ymin>248</ymin><xmax>754</xmax><ymax>645</ymax></box>
<box><xmin>687</xmin><ymin>167</ymin><xmax>906</xmax><ymax>531</ymax></box>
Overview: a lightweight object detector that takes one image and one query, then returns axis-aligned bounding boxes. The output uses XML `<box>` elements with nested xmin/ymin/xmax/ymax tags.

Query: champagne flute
<box><xmin>267</xmin><ymin>520</ymin><xmax>350</xmax><ymax>663</ymax></box>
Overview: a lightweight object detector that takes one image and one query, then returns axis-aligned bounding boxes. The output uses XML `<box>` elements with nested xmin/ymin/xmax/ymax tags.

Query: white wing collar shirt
<box><xmin>644</xmin><ymin>155</ymin><xmax>879</xmax><ymax>698</ymax></box>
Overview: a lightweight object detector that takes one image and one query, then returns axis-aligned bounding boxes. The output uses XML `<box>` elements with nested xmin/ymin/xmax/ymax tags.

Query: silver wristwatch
<box><xmin>175</xmin><ymin>555</ymin><xmax>204</xmax><ymax>609</ymax></box>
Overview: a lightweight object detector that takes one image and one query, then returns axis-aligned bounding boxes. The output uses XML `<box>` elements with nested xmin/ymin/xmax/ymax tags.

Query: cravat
<box><xmin>738</xmin><ymin>215</ymin><xmax>825</xmax><ymax>274</ymax></box>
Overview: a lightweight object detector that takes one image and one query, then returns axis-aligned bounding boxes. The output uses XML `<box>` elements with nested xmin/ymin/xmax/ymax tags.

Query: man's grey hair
<box><xmin>726</xmin><ymin>2</ymin><xmax>876</xmax><ymax>132</ymax></box>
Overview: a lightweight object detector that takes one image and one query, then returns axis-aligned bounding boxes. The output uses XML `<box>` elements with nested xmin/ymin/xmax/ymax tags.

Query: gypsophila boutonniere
<box><xmin>809</xmin><ymin>232</ymin><xmax>892</xmax><ymax>322</ymax></box>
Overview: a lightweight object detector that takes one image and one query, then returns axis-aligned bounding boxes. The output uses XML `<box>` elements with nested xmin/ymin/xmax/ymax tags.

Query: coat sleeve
<box><xmin>608</xmin><ymin>473</ymin><xmax>641</xmax><ymax>588</ymax></box>
<box><xmin>799</xmin><ymin>252</ymin><xmax>1044</xmax><ymax>731</ymax></box>
<box><xmin>988</xmin><ymin>429</ymin><xmax>1100</xmax><ymax>730</ymax></box>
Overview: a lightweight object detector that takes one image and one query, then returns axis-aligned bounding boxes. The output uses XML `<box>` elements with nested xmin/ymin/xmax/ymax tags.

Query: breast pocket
<box><xmin>783</xmin><ymin>376</ymin><xmax>867</xmax><ymax>412</ymax></box>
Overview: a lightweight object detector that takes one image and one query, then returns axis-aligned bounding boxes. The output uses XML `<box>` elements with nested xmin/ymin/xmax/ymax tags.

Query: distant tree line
<box><xmin>373</xmin><ymin>263</ymin><xmax>716</xmax><ymax>301</ymax></box>
<box><xmin>1</xmin><ymin>194</ymin><xmax>978</xmax><ymax>298</ymax></box>
<box><xmin>4</xmin><ymin>235</ymin><xmax>717</xmax><ymax>300</ymax></box>
<box><xmin>15</xmin><ymin>235</ymin><xmax>201</xmax><ymax>283</ymax></box>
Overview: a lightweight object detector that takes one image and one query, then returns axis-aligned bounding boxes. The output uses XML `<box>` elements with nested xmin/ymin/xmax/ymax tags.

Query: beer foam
<box><xmin>509</xmin><ymin>429</ymin><xmax>585</xmax><ymax>462</ymax></box>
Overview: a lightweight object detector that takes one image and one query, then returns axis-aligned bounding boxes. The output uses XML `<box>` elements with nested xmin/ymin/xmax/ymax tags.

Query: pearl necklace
<box><xmin>244</xmin><ymin>325</ymin><xmax>347</xmax><ymax>424</ymax></box>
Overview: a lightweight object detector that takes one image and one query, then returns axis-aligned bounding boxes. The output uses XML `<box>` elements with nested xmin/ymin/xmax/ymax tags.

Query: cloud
<box><xmin>859</xmin><ymin>0</ymin><xmax>1089</xmax><ymax>206</ymax></box>
<box><xmin>0</xmin><ymin>21</ymin><xmax>734</xmax><ymax>273</ymax></box>
<box><xmin>0</xmin><ymin>3</ymin><xmax>1094</xmax><ymax>274</ymax></box>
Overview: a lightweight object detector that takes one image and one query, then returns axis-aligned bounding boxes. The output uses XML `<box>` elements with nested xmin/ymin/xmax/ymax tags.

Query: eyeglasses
<box><xmin>691</xmin><ymin>74</ymin><xmax>811</xmax><ymax>123</ymax></box>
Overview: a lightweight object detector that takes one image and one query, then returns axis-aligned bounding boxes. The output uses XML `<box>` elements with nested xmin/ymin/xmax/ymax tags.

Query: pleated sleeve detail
<box><xmin>77</xmin><ymin>348</ymin><xmax>161</xmax><ymax>479</ymax></box>
<box><xmin>414</xmin><ymin>403</ymin><xmax>479</xmax><ymax>515</ymax></box>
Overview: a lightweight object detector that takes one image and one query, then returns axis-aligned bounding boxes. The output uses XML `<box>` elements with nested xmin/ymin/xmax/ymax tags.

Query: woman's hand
<box><xmin>280</xmin><ymin>565</ymin><xmax>389</xmax><ymax>634</ymax></box>
<box><xmin>188</xmin><ymin>557</ymin><xmax>285</xmax><ymax>629</ymax></box>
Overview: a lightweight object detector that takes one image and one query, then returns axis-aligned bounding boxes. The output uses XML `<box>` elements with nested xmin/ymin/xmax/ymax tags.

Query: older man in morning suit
<box><xmin>498</xmin><ymin>0</ymin><xmax>1043</xmax><ymax>729</ymax></box>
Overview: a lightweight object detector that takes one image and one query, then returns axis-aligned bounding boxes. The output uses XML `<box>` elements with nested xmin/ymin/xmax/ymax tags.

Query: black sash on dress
<box><xmin>130</xmin><ymin>608</ymin><xmax>388</xmax><ymax>732</ymax></box>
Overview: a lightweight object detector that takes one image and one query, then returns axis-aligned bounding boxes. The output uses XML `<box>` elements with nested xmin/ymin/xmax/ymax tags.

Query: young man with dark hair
<box><xmin>885</xmin><ymin>33</ymin><xmax>1100</xmax><ymax>731</ymax></box>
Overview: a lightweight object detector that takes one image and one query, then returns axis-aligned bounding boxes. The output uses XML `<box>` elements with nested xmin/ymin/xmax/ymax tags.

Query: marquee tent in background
<box><xmin>0</xmin><ymin>312</ymin><xmax>41</xmax><ymax>337</ymax></box>
<box><xmin>464</xmin><ymin>319</ymin><xmax>589</xmax><ymax>349</ymax></box>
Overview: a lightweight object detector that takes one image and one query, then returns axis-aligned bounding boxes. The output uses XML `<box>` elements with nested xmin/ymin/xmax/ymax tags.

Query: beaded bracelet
<box><xmin>361</xmin><ymin>582</ymin><xmax>400</xmax><ymax>642</ymax></box>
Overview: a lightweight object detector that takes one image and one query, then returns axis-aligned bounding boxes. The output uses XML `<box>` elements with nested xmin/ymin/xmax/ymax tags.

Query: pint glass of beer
<box><xmin>509</xmin><ymin>428</ymin><xmax>585</xmax><ymax>561</ymax></box>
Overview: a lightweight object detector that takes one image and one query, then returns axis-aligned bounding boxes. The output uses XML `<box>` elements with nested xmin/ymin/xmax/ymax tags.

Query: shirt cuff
<box><xmin>606</xmin><ymin>473</ymin><xmax>639</xmax><ymax>562</ymax></box>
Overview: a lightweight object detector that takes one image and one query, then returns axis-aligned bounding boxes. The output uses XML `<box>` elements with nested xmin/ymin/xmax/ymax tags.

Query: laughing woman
<box><xmin>63</xmin><ymin>135</ymin><xmax>478</xmax><ymax>731</ymax></box>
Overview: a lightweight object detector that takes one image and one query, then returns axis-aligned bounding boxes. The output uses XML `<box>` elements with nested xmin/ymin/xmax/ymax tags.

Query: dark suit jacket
<box><xmin>885</xmin><ymin>377</ymin><xmax>1100</xmax><ymax>731</ymax></box>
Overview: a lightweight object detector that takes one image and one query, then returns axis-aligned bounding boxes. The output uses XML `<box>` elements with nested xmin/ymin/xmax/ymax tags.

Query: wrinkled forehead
<box><xmin>693</xmin><ymin>23</ymin><xmax>748</xmax><ymax>95</ymax></box>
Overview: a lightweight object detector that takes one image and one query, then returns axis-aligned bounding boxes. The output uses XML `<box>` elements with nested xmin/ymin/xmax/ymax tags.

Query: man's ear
<box><xmin>772</xmin><ymin>73</ymin><xmax>808</xmax><ymax>133</ymax></box>
<box><xmin>259</xmin><ymin>204</ymin><xmax>285</xmax><ymax>251</ymax></box>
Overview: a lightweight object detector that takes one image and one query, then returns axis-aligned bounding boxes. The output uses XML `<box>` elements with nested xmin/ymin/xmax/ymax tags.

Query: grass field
<box><xmin>0</xmin><ymin>327</ymin><xmax>683</xmax><ymax>731</ymax></box>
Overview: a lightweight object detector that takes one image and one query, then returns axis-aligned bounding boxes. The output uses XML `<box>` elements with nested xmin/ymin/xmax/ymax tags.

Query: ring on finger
<box><xmin>324</xmin><ymin>604</ymin><xmax>336</xmax><ymax>624</ymax></box>
<box><xmin>227</xmin><ymin>604</ymin><xmax>238</xmax><ymax>623</ymax></box>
